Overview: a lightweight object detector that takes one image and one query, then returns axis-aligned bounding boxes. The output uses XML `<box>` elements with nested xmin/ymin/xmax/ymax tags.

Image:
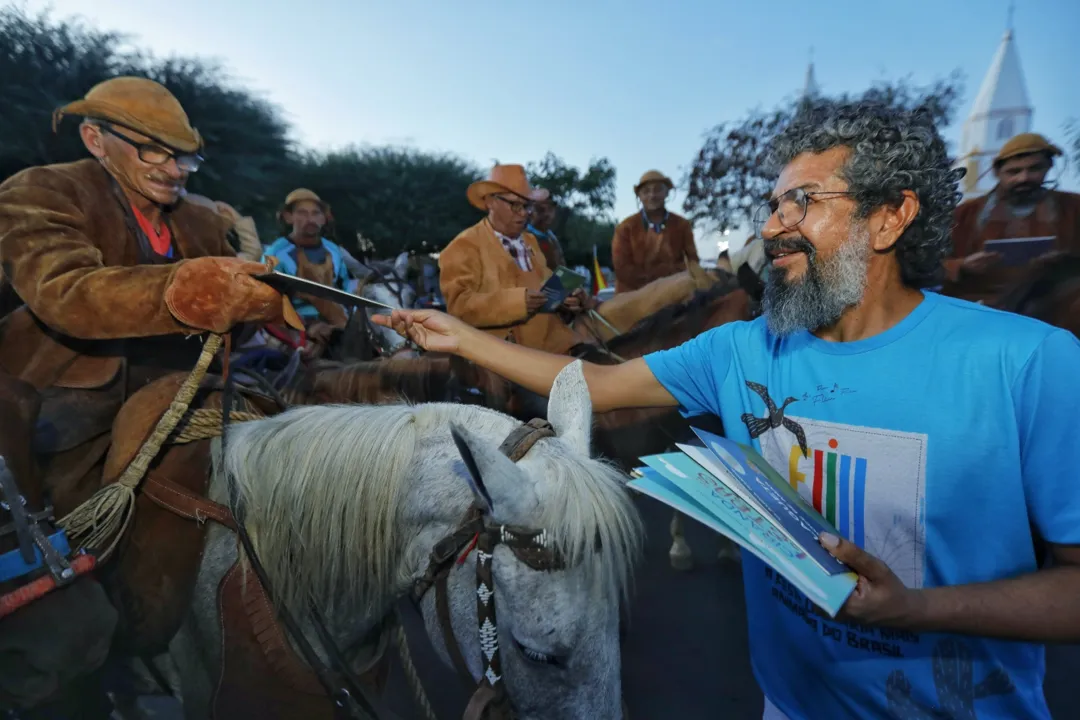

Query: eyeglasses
<box><xmin>100</xmin><ymin>124</ymin><xmax>203</xmax><ymax>173</ymax></box>
<box><xmin>752</xmin><ymin>187</ymin><xmax>856</xmax><ymax>234</ymax></box>
<box><xmin>493</xmin><ymin>194</ymin><xmax>534</xmax><ymax>215</ymax></box>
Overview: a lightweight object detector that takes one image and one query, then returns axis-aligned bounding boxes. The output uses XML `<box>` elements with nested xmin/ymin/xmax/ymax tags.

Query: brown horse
<box><xmin>0</xmin><ymin>373</ymin><xmax>118</xmax><ymax>717</ymax></box>
<box><xmin>990</xmin><ymin>252</ymin><xmax>1080</xmax><ymax>338</ymax></box>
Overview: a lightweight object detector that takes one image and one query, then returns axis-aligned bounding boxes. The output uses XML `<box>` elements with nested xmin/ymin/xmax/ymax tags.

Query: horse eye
<box><xmin>514</xmin><ymin>638</ymin><xmax>561</xmax><ymax>667</ymax></box>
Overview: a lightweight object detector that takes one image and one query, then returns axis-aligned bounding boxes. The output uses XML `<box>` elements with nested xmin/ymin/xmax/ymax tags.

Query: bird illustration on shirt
<box><xmin>740</xmin><ymin>381</ymin><xmax>809</xmax><ymax>457</ymax></box>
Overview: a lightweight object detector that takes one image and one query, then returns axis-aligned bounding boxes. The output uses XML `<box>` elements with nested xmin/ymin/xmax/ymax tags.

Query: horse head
<box><xmin>213</xmin><ymin>361</ymin><xmax>640</xmax><ymax>719</ymax></box>
<box><xmin>357</xmin><ymin>252</ymin><xmax>419</xmax><ymax>357</ymax></box>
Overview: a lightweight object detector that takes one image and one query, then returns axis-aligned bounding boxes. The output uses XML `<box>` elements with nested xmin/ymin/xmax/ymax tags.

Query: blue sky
<box><xmin>18</xmin><ymin>0</ymin><xmax>1078</xmax><ymax>256</ymax></box>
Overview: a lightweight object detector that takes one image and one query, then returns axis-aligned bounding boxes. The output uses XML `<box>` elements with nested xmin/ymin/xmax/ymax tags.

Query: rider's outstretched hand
<box><xmin>373</xmin><ymin>309</ymin><xmax>469</xmax><ymax>354</ymax></box>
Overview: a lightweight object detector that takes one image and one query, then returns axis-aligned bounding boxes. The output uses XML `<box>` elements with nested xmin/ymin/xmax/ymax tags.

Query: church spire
<box><xmin>802</xmin><ymin>47</ymin><xmax>820</xmax><ymax>99</ymax></box>
<box><xmin>957</xmin><ymin>17</ymin><xmax>1033</xmax><ymax>197</ymax></box>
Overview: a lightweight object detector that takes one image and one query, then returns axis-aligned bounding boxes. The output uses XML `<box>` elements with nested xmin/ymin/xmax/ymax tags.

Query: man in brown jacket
<box><xmin>611</xmin><ymin>170</ymin><xmax>698</xmax><ymax>293</ymax></box>
<box><xmin>0</xmin><ymin>76</ymin><xmax>297</xmax><ymax>514</ymax></box>
<box><xmin>945</xmin><ymin>133</ymin><xmax>1080</xmax><ymax>303</ymax></box>
<box><xmin>439</xmin><ymin>164</ymin><xmax>592</xmax><ymax>355</ymax></box>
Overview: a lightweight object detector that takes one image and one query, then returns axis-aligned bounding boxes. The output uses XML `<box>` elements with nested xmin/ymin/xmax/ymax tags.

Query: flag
<box><xmin>591</xmin><ymin>245</ymin><xmax>609</xmax><ymax>296</ymax></box>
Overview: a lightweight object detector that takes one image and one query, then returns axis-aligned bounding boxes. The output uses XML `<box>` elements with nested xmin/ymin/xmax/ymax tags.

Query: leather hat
<box><xmin>467</xmin><ymin>165</ymin><xmax>534</xmax><ymax>210</ymax></box>
<box><xmin>993</xmin><ymin>133</ymin><xmax>1063</xmax><ymax>168</ymax></box>
<box><xmin>634</xmin><ymin>170</ymin><xmax>674</xmax><ymax>194</ymax></box>
<box><xmin>53</xmin><ymin>76</ymin><xmax>202</xmax><ymax>153</ymax></box>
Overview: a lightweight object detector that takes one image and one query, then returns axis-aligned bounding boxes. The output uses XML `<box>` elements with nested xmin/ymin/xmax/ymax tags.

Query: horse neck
<box><xmin>608</xmin><ymin>285</ymin><xmax>749</xmax><ymax>360</ymax></box>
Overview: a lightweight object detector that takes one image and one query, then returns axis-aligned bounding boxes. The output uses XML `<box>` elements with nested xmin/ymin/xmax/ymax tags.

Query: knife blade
<box><xmin>254</xmin><ymin>271</ymin><xmax>398</xmax><ymax>311</ymax></box>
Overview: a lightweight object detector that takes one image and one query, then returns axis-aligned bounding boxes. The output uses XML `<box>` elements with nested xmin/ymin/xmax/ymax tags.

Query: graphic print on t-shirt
<box><xmin>759</xmin><ymin>416</ymin><xmax>928</xmax><ymax>588</ymax></box>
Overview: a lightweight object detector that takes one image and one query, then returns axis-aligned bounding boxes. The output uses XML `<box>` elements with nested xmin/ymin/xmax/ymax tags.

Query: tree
<box><xmin>1065</xmin><ymin>118</ymin><xmax>1080</xmax><ymax>181</ymax></box>
<box><xmin>0</xmin><ymin>6</ymin><xmax>295</xmax><ymax>217</ymax></box>
<box><xmin>526</xmin><ymin>153</ymin><xmax>617</xmax><ymax>266</ymax></box>
<box><xmin>280</xmin><ymin>145</ymin><xmax>483</xmax><ymax>255</ymax></box>
<box><xmin>682</xmin><ymin>73</ymin><xmax>965</xmax><ymax>235</ymax></box>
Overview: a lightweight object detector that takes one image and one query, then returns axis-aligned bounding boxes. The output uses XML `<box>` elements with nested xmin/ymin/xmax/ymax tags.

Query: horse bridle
<box><xmin>411</xmin><ymin>418</ymin><xmax>565</xmax><ymax>720</ymax></box>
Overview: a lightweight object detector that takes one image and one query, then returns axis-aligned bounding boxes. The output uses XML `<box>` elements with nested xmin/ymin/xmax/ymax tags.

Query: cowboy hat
<box><xmin>53</xmin><ymin>76</ymin><xmax>202</xmax><ymax>153</ymax></box>
<box><xmin>280</xmin><ymin>188</ymin><xmax>333</xmax><ymax>223</ymax></box>
<box><xmin>634</xmin><ymin>170</ymin><xmax>674</xmax><ymax>194</ymax></box>
<box><xmin>994</xmin><ymin>133</ymin><xmax>1063</xmax><ymax>168</ymax></box>
<box><xmin>467</xmin><ymin>165</ymin><xmax>534</xmax><ymax>210</ymax></box>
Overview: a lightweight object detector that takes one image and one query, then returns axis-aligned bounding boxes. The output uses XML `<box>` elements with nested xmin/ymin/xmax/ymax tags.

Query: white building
<box><xmin>956</xmin><ymin>26</ymin><xmax>1033</xmax><ymax>199</ymax></box>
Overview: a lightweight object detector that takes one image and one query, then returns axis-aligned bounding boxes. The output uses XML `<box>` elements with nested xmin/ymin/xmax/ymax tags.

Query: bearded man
<box><xmin>945</xmin><ymin>133</ymin><xmax>1080</xmax><ymax>302</ymax></box>
<box><xmin>611</xmin><ymin>170</ymin><xmax>698</xmax><ymax>293</ymax></box>
<box><xmin>438</xmin><ymin>164</ymin><xmax>593</xmax><ymax>355</ymax></box>
<box><xmin>380</xmin><ymin>101</ymin><xmax>1080</xmax><ymax>719</ymax></box>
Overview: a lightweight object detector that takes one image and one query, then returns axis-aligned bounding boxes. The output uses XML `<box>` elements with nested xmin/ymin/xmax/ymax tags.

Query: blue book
<box><xmin>630</xmin><ymin>461</ymin><xmax>857</xmax><ymax>617</ymax></box>
<box><xmin>690</xmin><ymin>427</ymin><xmax>849</xmax><ymax>575</ymax></box>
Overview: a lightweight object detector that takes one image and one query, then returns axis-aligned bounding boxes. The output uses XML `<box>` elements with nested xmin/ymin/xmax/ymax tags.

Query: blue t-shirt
<box><xmin>644</xmin><ymin>291</ymin><xmax>1080</xmax><ymax>720</ymax></box>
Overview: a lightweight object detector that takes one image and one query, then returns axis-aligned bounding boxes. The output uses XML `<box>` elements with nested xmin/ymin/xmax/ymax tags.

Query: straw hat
<box><xmin>634</xmin><ymin>170</ymin><xmax>674</xmax><ymax>194</ymax></box>
<box><xmin>467</xmin><ymin>165</ymin><xmax>534</xmax><ymax>210</ymax></box>
<box><xmin>284</xmin><ymin>188</ymin><xmax>327</xmax><ymax>209</ymax></box>
<box><xmin>53</xmin><ymin>76</ymin><xmax>202</xmax><ymax>153</ymax></box>
<box><xmin>993</xmin><ymin>133</ymin><xmax>1063</xmax><ymax>168</ymax></box>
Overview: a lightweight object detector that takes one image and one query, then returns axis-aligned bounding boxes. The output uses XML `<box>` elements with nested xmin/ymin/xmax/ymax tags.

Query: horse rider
<box><xmin>526</xmin><ymin>187</ymin><xmax>568</xmax><ymax>270</ymax></box>
<box><xmin>0</xmin><ymin>76</ymin><xmax>299</xmax><ymax>522</ymax></box>
<box><xmin>438</xmin><ymin>164</ymin><xmax>597</xmax><ymax>357</ymax></box>
<box><xmin>945</xmin><ymin>132</ymin><xmax>1080</xmax><ymax>303</ymax></box>
<box><xmin>262</xmin><ymin>188</ymin><xmax>356</xmax><ymax>356</ymax></box>
<box><xmin>611</xmin><ymin>169</ymin><xmax>698</xmax><ymax>293</ymax></box>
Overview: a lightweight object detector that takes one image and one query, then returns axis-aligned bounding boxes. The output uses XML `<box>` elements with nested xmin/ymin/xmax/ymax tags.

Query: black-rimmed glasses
<box><xmin>753</xmin><ymin>187</ymin><xmax>856</xmax><ymax>233</ymax></box>
<box><xmin>100</xmin><ymin>124</ymin><xmax>203</xmax><ymax>173</ymax></box>
<box><xmin>493</xmin><ymin>194</ymin><xmax>534</xmax><ymax>215</ymax></box>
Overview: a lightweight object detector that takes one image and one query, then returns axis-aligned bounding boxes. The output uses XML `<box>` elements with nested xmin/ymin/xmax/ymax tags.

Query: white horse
<box><xmin>165</xmin><ymin>361</ymin><xmax>642</xmax><ymax>719</ymax></box>
<box><xmin>357</xmin><ymin>252</ymin><xmax>418</xmax><ymax>357</ymax></box>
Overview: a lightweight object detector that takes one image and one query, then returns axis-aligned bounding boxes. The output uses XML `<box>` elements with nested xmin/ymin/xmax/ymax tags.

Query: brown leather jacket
<box><xmin>0</xmin><ymin>158</ymin><xmax>234</xmax><ymax>394</ymax></box>
<box><xmin>611</xmin><ymin>211</ymin><xmax>697</xmax><ymax>293</ymax></box>
<box><xmin>439</xmin><ymin>220</ymin><xmax>587</xmax><ymax>355</ymax></box>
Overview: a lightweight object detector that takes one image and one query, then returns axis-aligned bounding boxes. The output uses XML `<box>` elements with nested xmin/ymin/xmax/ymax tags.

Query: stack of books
<box><xmin>632</xmin><ymin>427</ymin><xmax>858</xmax><ymax>617</ymax></box>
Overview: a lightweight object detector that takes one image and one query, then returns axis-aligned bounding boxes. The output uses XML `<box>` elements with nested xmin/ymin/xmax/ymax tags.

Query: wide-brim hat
<box><xmin>993</xmin><ymin>133</ymin><xmax>1063</xmax><ymax>168</ymax></box>
<box><xmin>467</xmin><ymin>164</ymin><xmax>533</xmax><ymax>210</ymax></box>
<box><xmin>634</xmin><ymin>170</ymin><xmax>674</xmax><ymax>194</ymax></box>
<box><xmin>53</xmin><ymin>76</ymin><xmax>202</xmax><ymax>153</ymax></box>
<box><xmin>281</xmin><ymin>188</ymin><xmax>332</xmax><ymax>220</ymax></box>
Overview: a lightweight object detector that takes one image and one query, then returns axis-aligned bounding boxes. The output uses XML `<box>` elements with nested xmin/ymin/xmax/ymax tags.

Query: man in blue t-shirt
<box><xmin>374</xmin><ymin>100</ymin><xmax>1080</xmax><ymax>719</ymax></box>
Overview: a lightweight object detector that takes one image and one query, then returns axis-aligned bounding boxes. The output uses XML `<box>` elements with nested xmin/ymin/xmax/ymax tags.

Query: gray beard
<box><xmin>762</xmin><ymin>225</ymin><xmax>871</xmax><ymax>336</ymax></box>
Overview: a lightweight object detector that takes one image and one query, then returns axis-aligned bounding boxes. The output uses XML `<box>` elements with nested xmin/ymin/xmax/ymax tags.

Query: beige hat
<box><xmin>634</xmin><ymin>170</ymin><xmax>674</xmax><ymax>194</ymax></box>
<box><xmin>993</xmin><ymin>133</ymin><xmax>1063</xmax><ymax>168</ymax></box>
<box><xmin>53</xmin><ymin>76</ymin><xmax>202</xmax><ymax>152</ymax></box>
<box><xmin>467</xmin><ymin>165</ymin><xmax>534</xmax><ymax>210</ymax></box>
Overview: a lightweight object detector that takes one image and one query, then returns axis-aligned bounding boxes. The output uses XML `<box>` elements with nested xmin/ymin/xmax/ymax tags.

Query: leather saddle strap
<box><xmin>436</xmin><ymin>569</ymin><xmax>476</xmax><ymax>689</ymax></box>
<box><xmin>498</xmin><ymin>418</ymin><xmax>555</xmax><ymax>462</ymax></box>
<box><xmin>143</xmin><ymin>474</ymin><xmax>237</xmax><ymax>531</ymax></box>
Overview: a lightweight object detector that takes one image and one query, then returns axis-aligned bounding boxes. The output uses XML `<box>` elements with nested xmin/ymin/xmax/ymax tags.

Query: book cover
<box><xmin>631</xmin><ymin>460</ymin><xmax>857</xmax><ymax>617</ymax></box>
<box><xmin>691</xmin><ymin>428</ymin><xmax>849</xmax><ymax>575</ymax></box>
<box><xmin>982</xmin><ymin>235</ymin><xmax>1056</xmax><ymax>266</ymax></box>
<box><xmin>539</xmin><ymin>266</ymin><xmax>586</xmax><ymax>312</ymax></box>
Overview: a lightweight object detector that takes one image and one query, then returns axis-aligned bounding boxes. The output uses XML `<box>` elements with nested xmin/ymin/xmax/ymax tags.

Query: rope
<box><xmin>170</xmin><ymin>408</ymin><xmax>265</xmax><ymax>444</ymax></box>
<box><xmin>393</xmin><ymin>613</ymin><xmax>438</xmax><ymax>720</ymax></box>
<box><xmin>58</xmin><ymin>333</ymin><xmax>224</xmax><ymax>561</ymax></box>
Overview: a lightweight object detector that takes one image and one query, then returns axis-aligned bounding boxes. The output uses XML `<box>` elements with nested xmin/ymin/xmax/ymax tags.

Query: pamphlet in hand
<box><xmin>539</xmin><ymin>266</ymin><xmax>587</xmax><ymax>313</ymax></box>
<box><xmin>630</xmin><ymin>432</ymin><xmax>858</xmax><ymax>617</ymax></box>
<box><xmin>982</xmin><ymin>235</ymin><xmax>1056</xmax><ymax>266</ymax></box>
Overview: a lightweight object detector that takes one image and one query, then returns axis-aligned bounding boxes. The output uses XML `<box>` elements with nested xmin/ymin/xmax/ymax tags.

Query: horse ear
<box><xmin>393</xmin><ymin>252</ymin><xmax>409</xmax><ymax>278</ymax></box>
<box><xmin>547</xmin><ymin>361</ymin><xmax>592</xmax><ymax>456</ymax></box>
<box><xmin>450</xmin><ymin>424</ymin><xmax>537</xmax><ymax>521</ymax></box>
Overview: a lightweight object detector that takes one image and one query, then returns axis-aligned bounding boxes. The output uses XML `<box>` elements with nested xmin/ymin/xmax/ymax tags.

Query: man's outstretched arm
<box><xmin>374</xmin><ymin>308</ymin><xmax>678</xmax><ymax>413</ymax></box>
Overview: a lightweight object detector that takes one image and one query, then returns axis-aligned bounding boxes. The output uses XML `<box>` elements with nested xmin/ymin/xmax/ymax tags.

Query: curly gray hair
<box><xmin>767</xmin><ymin>99</ymin><xmax>962</xmax><ymax>288</ymax></box>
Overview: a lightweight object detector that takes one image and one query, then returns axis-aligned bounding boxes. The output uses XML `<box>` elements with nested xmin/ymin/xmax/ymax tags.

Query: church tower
<box><xmin>957</xmin><ymin>18</ymin><xmax>1033</xmax><ymax>198</ymax></box>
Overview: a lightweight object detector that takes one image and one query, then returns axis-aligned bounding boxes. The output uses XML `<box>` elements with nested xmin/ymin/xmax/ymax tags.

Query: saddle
<box><xmin>102</xmin><ymin>372</ymin><xmax>280</xmax><ymax>656</ymax></box>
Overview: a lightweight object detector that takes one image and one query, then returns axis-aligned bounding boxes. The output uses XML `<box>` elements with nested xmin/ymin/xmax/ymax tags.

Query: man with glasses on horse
<box><xmin>0</xmin><ymin>76</ymin><xmax>298</xmax><ymax>716</ymax></box>
<box><xmin>945</xmin><ymin>132</ymin><xmax>1080</xmax><ymax>304</ymax></box>
<box><xmin>439</xmin><ymin>164</ymin><xmax>596</xmax><ymax>357</ymax></box>
<box><xmin>611</xmin><ymin>170</ymin><xmax>698</xmax><ymax>293</ymax></box>
<box><xmin>382</xmin><ymin>99</ymin><xmax>1080</xmax><ymax>720</ymax></box>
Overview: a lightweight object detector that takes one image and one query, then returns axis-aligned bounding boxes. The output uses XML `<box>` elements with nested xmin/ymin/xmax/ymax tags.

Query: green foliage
<box><xmin>1065</xmin><ymin>118</ymin><xmax>1080</xmax><ymax>181</ymax></box>
<box><xmin>683</xmin><ymin>72</ymin><xmax>965</xmax><ymax>235</ymax></box>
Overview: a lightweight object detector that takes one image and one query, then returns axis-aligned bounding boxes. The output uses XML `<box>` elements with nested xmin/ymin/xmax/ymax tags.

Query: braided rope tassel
<box><xmin>392</xmin><ymin>614</ymin><xmax>438</xmax><ymax>720</ymax></box>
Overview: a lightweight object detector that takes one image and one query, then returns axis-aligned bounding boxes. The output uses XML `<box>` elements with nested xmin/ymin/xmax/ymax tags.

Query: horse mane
<box><xmin>215</xmin><ymin>402</ymin><xmax>642</xmax><ymax>614</ymax></box>
<box><xmin>994</xmin><ymin>253</ymin><xmax>1080</xmax><ymax>318</ymax></box>
<box><xmin>607</xmin><ymin>275</ymin><xmax>744</xmax><ymax>357</ymax></box>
